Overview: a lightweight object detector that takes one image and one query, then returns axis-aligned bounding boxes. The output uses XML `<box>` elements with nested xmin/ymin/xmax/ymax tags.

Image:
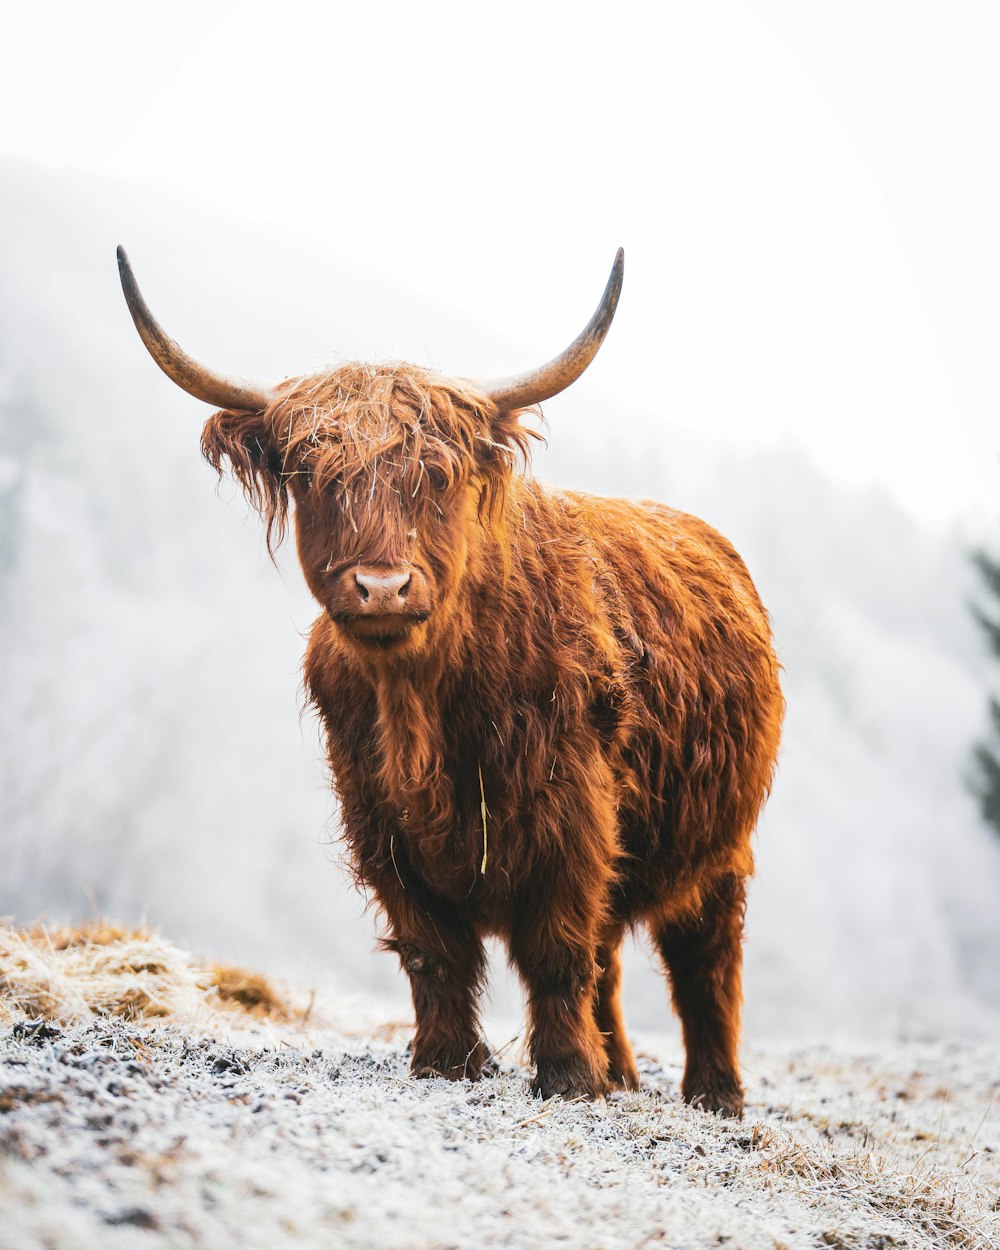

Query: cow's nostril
<box><xmin>354</xmin><ymin>569</ymin><xmax>411</xmax><ymax>605</ymax></box>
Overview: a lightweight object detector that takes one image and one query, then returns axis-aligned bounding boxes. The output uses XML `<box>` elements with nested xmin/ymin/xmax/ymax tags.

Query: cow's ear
<box><xmin>201</xmin><ymin>408</ymin><xmax>290</xmax><ymax>551</ymax></box>
<box><xmin>476</xmin><ymin>406</ymin><xmax>542</xmax><ymax>524</ymax></box>
<box><xmin>202</xmin><ymin>408</ymin><xmax>279</xmax><ymax>476</ymax></box>
<box><xmin>487</xmin><ymin>405</ymin><xmax>542</xmax><ymax>466</ymax></box>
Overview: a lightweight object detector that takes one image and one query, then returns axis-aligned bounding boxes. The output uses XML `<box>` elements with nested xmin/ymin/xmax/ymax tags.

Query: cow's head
<box><xmin>118</xmin><ymin>247</ymin><xmax>622</xmax><ymax>657</ymax></box>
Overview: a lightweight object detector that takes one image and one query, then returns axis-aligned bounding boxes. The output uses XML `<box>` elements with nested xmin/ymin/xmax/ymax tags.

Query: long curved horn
<box><xmin>483</xmin><ymin>248</ymin><xmax>624</xmax><ymax>411</ymax></box>
<box><xmin>117</xmin><ymin>246</ymin><xmax>276</xmax><ymax>412</ymax></box>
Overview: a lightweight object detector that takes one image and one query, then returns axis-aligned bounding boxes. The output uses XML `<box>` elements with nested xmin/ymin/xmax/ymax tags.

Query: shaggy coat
<box><xmin>203</xmin><ymin>363</ymin><xmax>783</xmax><ymax>1113</ymax></box>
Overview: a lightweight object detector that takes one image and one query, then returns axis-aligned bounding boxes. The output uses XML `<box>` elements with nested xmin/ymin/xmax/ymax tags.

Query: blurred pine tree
<box><xmin>970</xmin><ymin>549</ymin><xmax>1000</xmax><ymax>835</ymax></box>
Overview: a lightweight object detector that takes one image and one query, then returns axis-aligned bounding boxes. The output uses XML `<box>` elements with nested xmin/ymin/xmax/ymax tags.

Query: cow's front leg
<box><xmin>509</xmin><ymin>892</ymin><xmax>610</xmax><ymax>1101</ymax></box>
<box><xmin>381</xmin><ymin>902</ymin><xmax>489</xmax><ymax>1082</ymax></box>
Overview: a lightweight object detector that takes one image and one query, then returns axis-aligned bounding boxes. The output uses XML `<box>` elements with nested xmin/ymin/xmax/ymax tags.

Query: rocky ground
<box><xmin>0</xmin><ymin>924</ymin><xmax>997</xmax><ymax>1250</ymax></box>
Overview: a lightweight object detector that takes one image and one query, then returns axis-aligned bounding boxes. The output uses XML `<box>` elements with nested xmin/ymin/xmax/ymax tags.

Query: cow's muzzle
<box><xmin>326</xmin><ymin>564</ymin><xmax>433</xmax><ymax>642</ymax></box>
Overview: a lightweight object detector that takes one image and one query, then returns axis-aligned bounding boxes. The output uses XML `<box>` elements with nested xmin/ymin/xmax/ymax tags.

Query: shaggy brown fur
<box><xmin>201</xmin><ymin>361</ymin><xmax>783</xmax><ymax>1112</ymax></box>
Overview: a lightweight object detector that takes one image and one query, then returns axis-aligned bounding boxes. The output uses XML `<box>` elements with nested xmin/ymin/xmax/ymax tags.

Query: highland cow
<box><xmin>118</xmin><ymin>246</ymin><xmax>783</xmax><ymax>1114</ymax></box>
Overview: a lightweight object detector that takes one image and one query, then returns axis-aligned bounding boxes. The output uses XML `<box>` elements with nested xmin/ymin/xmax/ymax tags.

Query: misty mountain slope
<box><xmin>1</xmin><ymin>160</ymin><xmax>997</xmax><ymax>1040</ymax></box>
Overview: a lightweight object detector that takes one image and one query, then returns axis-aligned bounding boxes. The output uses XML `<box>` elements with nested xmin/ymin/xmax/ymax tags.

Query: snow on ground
<box><xmin>1</xmin><ymin>925</ymin><xmax>997</xmax><ymax>1250</ymax></box>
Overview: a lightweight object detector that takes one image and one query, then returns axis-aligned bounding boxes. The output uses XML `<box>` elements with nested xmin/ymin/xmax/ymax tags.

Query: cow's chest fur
<box><xmin>369</xmin><ymin>676</ymin><xmax>537</xmax><ymax>903</ymax></box>
<box><xmin>348</xmin><ymin>648</ymin><xmax>634</xmax><ymax>910</ymax></box>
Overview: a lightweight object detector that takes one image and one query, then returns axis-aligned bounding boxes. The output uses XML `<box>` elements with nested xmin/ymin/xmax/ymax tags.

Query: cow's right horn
<box><xmin>482</xmin><ymin>248</ymin><xmax>624</xmax><ymax>412</ymax></box>
<box><xmin>117</xmin><ymin>246</ymin><xmax>277</xmax><ymax>412</ymax></box>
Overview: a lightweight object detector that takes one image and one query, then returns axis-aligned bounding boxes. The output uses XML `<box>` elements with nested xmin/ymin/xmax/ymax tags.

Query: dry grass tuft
<box><xmin>751</xmin><ymin>1120</ymin><xmax>997</xmax><ymax>1250</ymax></box>
<box><xmin>208</xmin><ymin>963</ymin><xmax>289</xmax><ymax>1019</ymax></box>
<box><xmin>1</xmin><ymin>922</ymin><xmax>299</xmax><ymax>1032</ymax></box>
<box><xmin>0</xmin><ymin>921</ymin><xmax>209</xmax><ymax>1026</ymax></box>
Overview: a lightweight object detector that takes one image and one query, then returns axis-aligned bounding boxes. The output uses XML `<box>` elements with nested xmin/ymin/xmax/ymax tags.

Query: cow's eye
<box><xmin>427</xmin><ymin>466</ymin><xmax>449</xmax><ymax>492</ymax></box>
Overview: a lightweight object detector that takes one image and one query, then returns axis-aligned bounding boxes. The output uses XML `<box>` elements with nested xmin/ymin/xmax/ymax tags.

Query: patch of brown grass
<box><xmin>26</xmin><ymin>921</ymin><xmax>150</xmax><ymax>952</ymax></box>
<box><xmin>0</xmin><ymin>1087</ymin><xmax>66</xmax><ymax>1114</ymax></box>
<box><xmin>208</xmin><ymin>964</ymin><xmax>289</xmax><ymax>1019</ymax></box>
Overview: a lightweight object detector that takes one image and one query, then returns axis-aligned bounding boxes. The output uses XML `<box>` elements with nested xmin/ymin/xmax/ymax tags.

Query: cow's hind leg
<box><xmin>651</xmin><ymin>874</ymin><xmax>746</xmax><ymax>1117</ymax></box>
<box><xmin>594</xmin><ymin>931</ymin><xmax>639</xmax><ymax>1091</ymax></box>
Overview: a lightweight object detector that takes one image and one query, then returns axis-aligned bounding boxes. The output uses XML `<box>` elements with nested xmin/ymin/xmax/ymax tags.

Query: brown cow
<box><xmin>118</xmin><ymin>247</ymin><xmax>783</xmax><ymax>1114</ymax></box>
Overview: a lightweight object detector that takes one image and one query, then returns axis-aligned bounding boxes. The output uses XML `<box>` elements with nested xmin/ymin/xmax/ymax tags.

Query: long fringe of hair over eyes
<box><xmin>200</xmin><ymin>363</ymin><xmax>540</xmax><ymax>556</ymax></box>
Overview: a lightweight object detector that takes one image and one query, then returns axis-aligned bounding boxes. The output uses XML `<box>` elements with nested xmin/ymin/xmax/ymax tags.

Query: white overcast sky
<box><xmin>3</xmin><ymin>1</ymin><xmax>999</xmax><ymax>530</ymax></box>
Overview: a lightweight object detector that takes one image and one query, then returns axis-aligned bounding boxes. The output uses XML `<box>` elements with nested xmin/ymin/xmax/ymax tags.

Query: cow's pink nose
<box><xmin>355</xmin><ymin>569</ymin><xmax>411</xmax><ymax>611</ymax></box>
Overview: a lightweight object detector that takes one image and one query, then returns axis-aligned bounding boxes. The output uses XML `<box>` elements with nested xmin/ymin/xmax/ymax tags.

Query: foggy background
<box><xmin>2</xmin><ymin>2</ymin><xmax>999</xmax><ymax>1044</ymax></box>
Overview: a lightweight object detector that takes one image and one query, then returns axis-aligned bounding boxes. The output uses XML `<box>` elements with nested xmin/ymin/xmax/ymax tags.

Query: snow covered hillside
<box><xmin>1</xmin><ymin>159</ymin><xmax>998</xmax><ymax>1042</ymax></box>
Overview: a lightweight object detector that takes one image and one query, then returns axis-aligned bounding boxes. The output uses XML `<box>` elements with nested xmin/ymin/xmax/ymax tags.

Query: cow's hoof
<box><xmin>608</xmin><ymin>1062</ymin><xmax>641</xmax><ymax>1092</ymax></box>
<box><xmin>683</xmin><ymin>1082</ymin><xmax>744</xmax><ymax>1118</ymax></box>
<box><xmin>533</xmin><ymin>1056</ymin><xmax>609</xmax><ymax>1101</ymax></box>
<box><xmin>412</xmin><ymin>1064</ymin><xmax>467</xmax><ymax>1081</ymax></box>
<box><xmin>411</xmin><ymin>1039</ymin><xmax>493</xmax><ymax>1082</ymax></box>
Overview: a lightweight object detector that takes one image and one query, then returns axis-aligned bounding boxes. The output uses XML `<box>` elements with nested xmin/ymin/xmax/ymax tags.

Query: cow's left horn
<box><xmin>483</xmin><ymin>249</ymin><xmax>623</xmax><ymax>411</ymax></box>
<box><xmin>117</xmin><ymin>246</ymin><xmax>277</xmax><ymax>412</ymax></box>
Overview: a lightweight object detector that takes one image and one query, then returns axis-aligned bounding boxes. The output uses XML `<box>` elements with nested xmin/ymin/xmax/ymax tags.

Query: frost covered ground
<box><xmin>1</xmin><ymin>925</ymin><xmax>997</xmax><ymax>1250</ymax></box>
